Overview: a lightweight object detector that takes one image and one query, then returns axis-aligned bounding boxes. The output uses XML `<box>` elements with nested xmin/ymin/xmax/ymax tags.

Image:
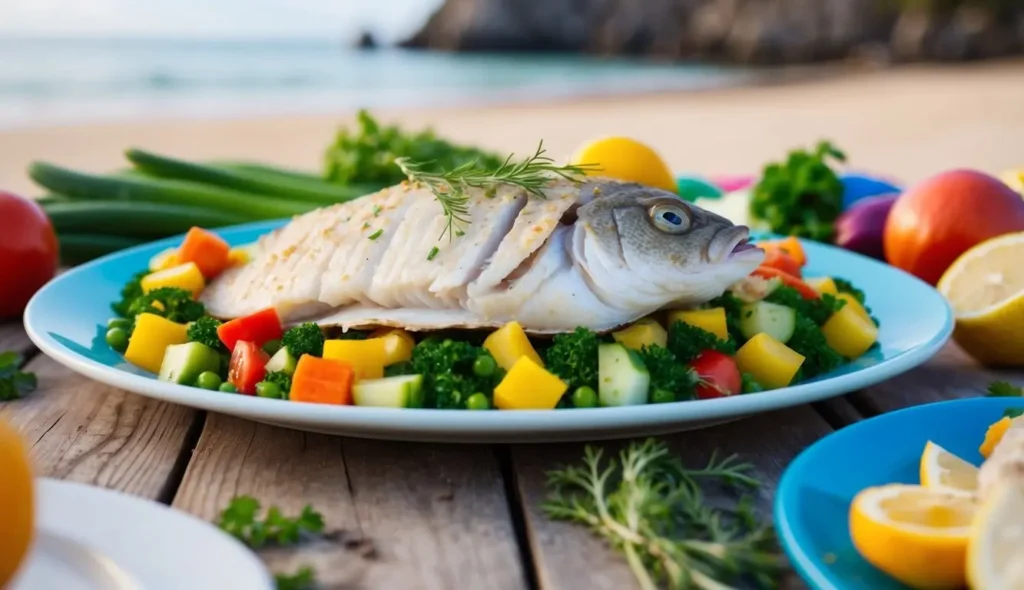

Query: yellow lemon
<box><xmin>980</xmin><ymin>416</ymin><xmax>1016</xmax><ymax>458</ymax></box>
<box><xmin>569</xmin><ymin>136</ymin><xmax>676</xmax><ymax>192</ymax></box>
<box><xmin>849</xmin><ymin>484</ymin><xmax>975</xmax><ymax>590</ymax></box>
<box><xmin>0</xmin><ymin>417</ymin><xmax>34</xmax><ymax>586</ymax></box>
<box><xmin>967</xmin><ymin>483</ymin><xmax>1024</xmax><ymax>590</ymax></box>
<box><xmin>920</xmin><ymin>441</ymin><xmax>979</xmax><ymax>493</ymax></box>
<box><xmin>937</xmin><ymin>231</ymin><xmax>1024</xmax><ymax>366</ymax></box>
<box><xmin>999</xmin><ymin>169</ymin><xmax>1023</xmax><ymax>194</ymax></box>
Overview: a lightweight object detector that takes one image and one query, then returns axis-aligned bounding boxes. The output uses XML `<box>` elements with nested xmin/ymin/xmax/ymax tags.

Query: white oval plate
<box><xmin>25</xmin><ymin>221</ymin><xmax>953</xmax><ymax>443</ymax></box>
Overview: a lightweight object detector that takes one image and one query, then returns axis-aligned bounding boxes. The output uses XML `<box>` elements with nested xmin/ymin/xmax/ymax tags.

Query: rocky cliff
<box><xmin>400</xmin><ymin>0</ymin><xmax>1024</xmax><ymax>64</ymax></box>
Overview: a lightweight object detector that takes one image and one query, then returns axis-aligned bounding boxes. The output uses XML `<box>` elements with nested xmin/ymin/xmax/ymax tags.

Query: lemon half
<box><xmin>569</xmin><ymin>136</ymin><xmax>676</xmax><ymax>193</ymax></box>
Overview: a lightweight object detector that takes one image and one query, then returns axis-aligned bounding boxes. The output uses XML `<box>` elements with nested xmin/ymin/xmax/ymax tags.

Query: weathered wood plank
<box><xmin>0</xmin><ymin>354</ymin><xmax>200</xmax><ymax>500</ymax></box>
<box><xmin>173</xmin><ymin>414</ymin><xmax>528</xmax><ymax>590</ymax></box>
<box><xmin>0</xmin><ymin>321</ymin><xmax>34</xmax><ymax>355</ymax></box>
<box><xmin>853</xmin><ymin>342</ymin><xmax>1024</xmax><ymax>414</ymax></box>
<box><xmin>511</xmin><ymin>406</ymin><xmax>832</xmax><ymax>590</ymax></box>
<box><xmin>812</xmin><ymin>396</ymin><xmax>865</xmax><ymax>428</ymax></box>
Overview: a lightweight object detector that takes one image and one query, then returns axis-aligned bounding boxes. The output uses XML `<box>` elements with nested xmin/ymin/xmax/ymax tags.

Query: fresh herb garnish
<box><xmin>987</xmin><ymin>381</ymin><xmax>1023</xmax><ymax>397</ymax></box>
<box><xmin>367</xmin><ymin>229</ymin><xmax>383</xmax><ymax>241</ymax></box>
<box><xmin>543</xmin><ymin>439</ymin><xmax>783</xmax><ymax>590</ymax></box>
<box><xmin>750</xmin><ymin>141</ymin><xmax>846</xmax><ymax>242</ymax></box>
<box><xmin>396</xmin><ymin>141</ymin><xmax>600</xmax><ymax>241</ymax></box>
<box><xmin>275</xmin><ymin>566</ymin><xmax>317</xmax><ymax>590</ymax></box>
<box><xmin>0</xmin><ymin>352</ymin><xmax>37</xmax><ymax>401</ymax></box>
<box><xmin>1005</xmin><ymin>408</ymin><xmax>1024</xmax><ymax>419</ymax></box>
<box><xmin>217</xmin><ymin>496</ymin><xmax>325</xmax><ymax>549</ymax></box>
<box><xmin>427</xmin><ymin>246</ymin><xmax>439</xmax><ymax>261</ymax></box>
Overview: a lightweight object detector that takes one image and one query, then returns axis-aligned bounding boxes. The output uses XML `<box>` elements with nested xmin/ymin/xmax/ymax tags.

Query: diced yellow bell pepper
<box><xmin>667</xmin><ymin>308</ymin><xmax>728</xmax><ymax>340</ymax></box>
<box><xmin>148</xmin><ymin>247</ymin><xmax>180</xmax><ymax>272</ymax></box>
<box><xmin>141</xmin><ymin>262</ymin><xmax>206</xmax><ymax>297</ymax></box>
<box><xmin>612</xmin><ymin>318</ymin><xmax>667</xmax><ymax>351</ymax></box>
<box><xmin>806</xmin><ymin>277</ymin><xmax>838</xmax><ymax>296</ymax></box>
<box><xmin>227</xmin><ymin>247</ymin><xmax>251</xmax><ymax>267</ymax></box>
<box><xmin>369</xmin><ymin>328</ymin><xmax>416</xmax><ymax>366</ymax></box>
<box><xmin>836</xmin><ymin>293</ymin><xmax>873</xmax><ymax>325</ymax></box>
<box><xmin>735</xmin><ymin>333</ymin><xmax>805</xmax><ymax>390</ymax></box>
<box><xmin>323</xmin><ymin>338</ymin><xmax>387</xmax><ymax>381</ymax></box>
<box><xmin>483</xmin><ymin>321</ymin><xmax>543</xmax><ymax>371</ymax></box>
<box><xmin>493</xmin><ymin>356</ymin><xmax>568</xmax><ymax>410</ymax></box>
<box><xmin>821</xmin><ymin>305</ymin><xmax>878</xmax><ymax>359</ymax></box>
<box><xmin>123</xmin><ymin>313</ymin><xmax>189</xmax><ymax>373</ymax></box>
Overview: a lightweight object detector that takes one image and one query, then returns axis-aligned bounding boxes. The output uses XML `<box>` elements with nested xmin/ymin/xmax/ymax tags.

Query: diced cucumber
<box><xmin>598</xmin><ymin>343</ymin><xmax>650</xmax><ymax>407</ymax></box>
<box><xmin>353</xmin><ymin>375</ymin><xmax>424</xmax><ymax>408</ymax></box>
<box><xmin>738</xmin><ymin>301</ymin><xmax>796</xmax><ymax>343</ymax></box>
<box><xmin>265</xmin><ymin>346</ymin><xmax>298</xmax><ymax>374</ymax></box>
<box><xmin>159</xmin><ymin>342</ymin><xmax>221</xmax><ymax>385</ymax></box>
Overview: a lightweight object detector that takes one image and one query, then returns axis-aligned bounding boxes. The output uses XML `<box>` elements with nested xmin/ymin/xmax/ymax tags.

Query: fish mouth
<box><xmin>710</xmin><ymin>226</ymin><xmax>760</xmax><ymax>263</ymax></box>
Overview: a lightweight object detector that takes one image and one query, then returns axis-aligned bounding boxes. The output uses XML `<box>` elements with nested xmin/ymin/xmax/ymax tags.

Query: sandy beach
<box><xmin>2</xmin><ymin>59</ymin><xmax>1022</xmax><ymax>197</ymax></box>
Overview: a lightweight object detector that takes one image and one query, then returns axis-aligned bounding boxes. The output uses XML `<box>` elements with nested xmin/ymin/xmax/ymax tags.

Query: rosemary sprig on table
<box><xmin>542</xmin><ymin>439</ymin><xmax>784</xmax><ymax>590</ymax></box>
<box><xmin>395</xmin><ymin>140</ymin><xmax>601</xmax><ymax>242</ymax></box>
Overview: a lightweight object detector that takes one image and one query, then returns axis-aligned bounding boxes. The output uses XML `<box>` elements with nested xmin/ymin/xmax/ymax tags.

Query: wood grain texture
<box><xmin>0</xmin><ymin>322</ymin><xmax>33</xmax><ymax>355</ymax></box>
<box><xmin>173</xmin><ymin>414</ymin><xmax>528</xmax><ymax>590</ymax></box>
<box><xmin>511</xmin><ymin>406</ymin><xmax>832</xmax><ymax>590</ymax></box>
<box><xmin>852</xmin><ymin>342</ymin><xmax>1024</xmax><ymax>414</ymax></box>
<box><xmin>0</xmin><ymin>354</ymin><xmax>199</xmax><ymax>500</ymax></box>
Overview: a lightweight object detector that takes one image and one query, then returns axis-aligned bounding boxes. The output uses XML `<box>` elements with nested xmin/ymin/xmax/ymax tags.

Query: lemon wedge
<box><xmin>850</xmin><ymin>484</ymin><xmax>975</xmax><ymax>589</ymax></box>
<box><xmin>936</xmin><ymin>231</ymin><xmax>1024</xmax><ymax>366</ymax></box>
<box><xmin>967</xmin><ymin>483</ymin><xmax>1024</xmax><ymax>589</ymax></box>
<box><xmin>569</xmin><ymin>136</ymin><xmax>676</xmax><ymax>193</ymax></box>
<box><xmin>920</xmin><ymin>441</ymin><xmax>979</xmax><ymax>493</ymax></box>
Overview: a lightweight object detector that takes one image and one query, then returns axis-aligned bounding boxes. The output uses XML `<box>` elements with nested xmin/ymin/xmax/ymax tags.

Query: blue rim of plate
<box><xmin>23</xmin><ymin>219</ymin><xmax>955</xmax><ymax>441</ymax></box>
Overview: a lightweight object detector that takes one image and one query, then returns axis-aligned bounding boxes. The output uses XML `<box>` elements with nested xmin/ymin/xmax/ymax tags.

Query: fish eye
<box><xmin>649</xmin><ymin>203</ymin><xmax>690</xmax><ymax>234</ymax></box>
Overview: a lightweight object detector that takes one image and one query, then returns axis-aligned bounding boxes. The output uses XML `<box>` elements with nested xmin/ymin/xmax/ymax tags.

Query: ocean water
<box><xmin>0</xmin><ymin>37</ymin><xmax>757</xmax><ymax>129</ymax></box>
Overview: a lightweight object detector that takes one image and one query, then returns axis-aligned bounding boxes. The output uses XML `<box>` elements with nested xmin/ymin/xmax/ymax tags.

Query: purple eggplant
<box><xmin>833</xmin><ymin>193</ymin><xmax>899</xmax><ymax>260</ymax></box>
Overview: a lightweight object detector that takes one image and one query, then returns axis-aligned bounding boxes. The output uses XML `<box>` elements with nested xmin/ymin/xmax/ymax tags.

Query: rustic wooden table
<box><xmin>2</xmin><ymin>320</ymin><xmax>1021</xmax><ymax>590</ymax></box>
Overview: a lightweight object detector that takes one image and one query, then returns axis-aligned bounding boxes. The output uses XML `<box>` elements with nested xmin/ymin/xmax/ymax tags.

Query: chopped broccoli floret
<box><xmin>543</xmin><ymin>327</ymin><xmax>600</xmax><ymax>390</ymax></box>
<box><xmin>187</xmin><ymin>317</ymin><xmax>225</xmax><ymax>352</ymax></box>
<box><xmin>764</xmin><ymin>286</ymin><xmax>843</xmax><ymax>326</ymax></box>
<box><xmin>741</xmin><ymin>372</ymin><xmax>763</xmax><ymax>393</ymax></box>
<box><xmin>410</xmin><ymin>339</ymin><xmax>501</xmax><ymax>409</ymax></box>
<box><xmin>637</xmin><ymin>344</ymin><xmax>696</xmax><ymax>401</ymax></box>
<box><xmin>707</xmin><ymin>291</ymin><xmax>747</xmax><ymax>343</ymax></box>
<box><xmin>833</xmin><ymin>277</ymin><xmax>880</xmax><ymax>326</ymax></box>
<box><xmin>281</xmin><ymin>322</ymin><xmax>325</xmax><ymax>358</ymax></box>
<box><xmin>667</xmin><ymin>322</ymin><xmax>735</xmax><ymax>364</ymax></box>
<box><xmin>787</xmin><ymin>316</ymin><xmax>843</xmax><ymax>380</ymax></box>
<box><xmin>127</xmin><ymin>287</ymin><xmax>206</xmax><ymax>324</ymax></box>
<box><xmin>262</xmin><ymin>371</ymin><xmax>292</xmax><ymax>397</ymax></box>
<box><xmin>112</xmin><ymin>270</ymin><xmax>149</xmax><ymax>318</ymax></box>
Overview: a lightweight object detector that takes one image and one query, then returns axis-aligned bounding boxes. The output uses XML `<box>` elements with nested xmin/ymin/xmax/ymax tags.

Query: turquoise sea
<box><xmin>0</xmin><ymin>37</ymin><xmax>756</xmax><ymax>129</ymax></box>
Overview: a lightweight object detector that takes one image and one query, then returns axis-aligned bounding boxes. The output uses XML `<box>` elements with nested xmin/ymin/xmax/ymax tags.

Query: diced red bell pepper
<box><xmin>759</xmin><ymin>248</ymin><xmax>803</xmax><ymax>278</ymax></box>
<box><xmin>178</xmin><ymin>227</ymin><xmax>231</xmax><ymax>279</ymax></box>
<box><xmin>228</xmin><ymin>340</ymin><xmax>270</xmax><ymax>395</ymax></box>
<box><xmin>217</xmin><ymin>307</ymin><xmax>283</xmax><ymax>352</ymax></box>
<box><xmin>690</xmin><ymin>350</ymin><xmax>742</xmax><ymax>399</ymax></box>
<box><xmin>751</xmin><ymin>266</ymin><xmax>820</xmax><ymax>300</ymax></box>
<box><xmin>759</xmin><ymin>236</ymin><xmax>807</xmax><ymax>267</ymax></box>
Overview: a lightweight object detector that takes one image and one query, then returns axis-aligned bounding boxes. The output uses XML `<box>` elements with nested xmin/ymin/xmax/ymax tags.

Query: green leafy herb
<box><xmin>1004</xmin><ymin>408</ymin><xmax>1024</xmax><ymax>419</ymax></box>
<box><xmin>323</xmin><ymin>109</ymin><xmax>504</xmax><ymax>185</ymax></box>
<box><xmin>544</xmin><ymin>327</ymin><xmax>601</xmax><ymax>391</ymax></box>
<box><xmin>0</xmin><ymin>352</ymin><xmax>37</xmax><ymax>402</ymax></box>
<box><xmin>281</xmin><ymin>323</ymin><xmax>326</xmax><ymax>358</ymax></box>
<box><xmin>396</xmin><ymin>141</ymin><xmax>600</xmax><ymax>241</ymax></box>
<box><xmin>367</xmin><ymin>229</ymin><xmax>383</xmax><ymax>241</ymax></box>
<box><xmin>427</xmin><ymin>246</ymin><xmax>439</xmax><ymax>261</ymax></box>
<box><xmin>186</xmin><ymin>316</ymin><xmax>226</xmax><ymax>352</ymax></box>
<box><xmin>638</xmin><ymin>345</ymin><xmax>697</xmax><ymax>402</ymax></box>
<box><xmin>707</xmin><ymin>291</ymin><xmax>747</xmax><ymax>343</ymax></box>
<box><xmin>127</xmin><ymin>287</ymin><xmax>206</xmax><ymax>324</ymax></box>
<box><xmin>217</xmin><ymin>496</ymin><xmax>325</xmax><ymax>549</ymax></box>
<box><xmin>410</xmin><ymin>339</ymin><xmax>502</xmax><ymax>409</ymax></box>
<box><xmin>275</xmin><ymin>566</ymin><xmax>317</xmax><ymax>590</ymax></box>
<box><xmin>742</xmin><ymin>373</ymin><xmax>764</xmax><ymax>394</ymax></box>
<box><xmin>787</xmin><ymin>316</ymin><xmax>844</xmax><ymax>380</ymax></box>
<box><xmin>750</xmin><ymin>141</ymin><xmax>846</xmax><ymax>242</ymax></box>
<box><xmin>987</xmin><ymin>381</ymin><xmax>1023</xmax><ymax>397</ymax></box>
<box><xmin>543</xmin><ymin>439</ymin><xmax>783</xmax><ymax>590</ymax></box>
<box><xmin>764</xmin><ymin>286</ymin><xmax>844</xmax><ymax>326</ymax></box>
<box><xmin>667</xmin><ymin>322</ymin><xmax>736</xmax><ymax>364</ymax></box>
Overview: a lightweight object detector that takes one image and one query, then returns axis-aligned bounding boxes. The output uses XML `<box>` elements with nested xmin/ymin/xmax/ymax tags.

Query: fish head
<box><xmin>574</xmin><ymin>183</ymin><xmax>764</xmax><ymax>308</ymax></box>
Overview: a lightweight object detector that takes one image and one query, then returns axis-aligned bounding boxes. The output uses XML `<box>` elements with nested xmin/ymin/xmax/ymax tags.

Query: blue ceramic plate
<box><xmin>25</xmin><ymin>220</ymin><xmax>953</xmax><ymax>443</ymax></box>
<box><xmin>775</xmin><ymin>397</ymin><xmax>1024</xmax><ymax>590</ymax></box>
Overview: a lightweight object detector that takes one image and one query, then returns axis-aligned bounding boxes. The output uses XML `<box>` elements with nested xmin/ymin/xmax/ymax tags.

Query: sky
<box><xmin>0</xmin><ymin>0</ymin><xmax>443</xmax><ymax>42</ymax></box>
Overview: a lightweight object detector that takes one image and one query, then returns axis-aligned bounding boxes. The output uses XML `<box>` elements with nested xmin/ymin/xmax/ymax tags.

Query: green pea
<box><xmin>651</xmin><ymin>388</ymin><xmax>675</xmax><ymax>404</ymax></box>
<box><xmin>195</xmin><ymin>371</ymin><xmax>222</xmax><ymax>391</ymax></box>
<box><xmin>466</xmin><ymin>393</ymin><xmax>491</xmax><ymax>410</ymax></box>
<box><xmin>255</xmin><ymin>381</ymin><xmax>282</xmax><ymax>399</ymax></box>
<box><xmin>218</xmin><ymin>382</ymin><xmax>238</xmax><ymax>394</ymax></box>
<box><xmin>572</xmin><ymin>386</ymin><xmax>598</xmax><ymax>408</ymax></box>
<box><xmin>107</xmin><ymin>318</ymin><xmax>132</xmax><ymax>331</ymax></box>
<box><xmin>262</xmin><ymin>339</ymin><xmax>282</xmax><ymax>356</ymax></box>
<box><xmin>105</xmin><ymin>327</ymin><xmax>129</xmax><ymax>353</ymax></box>
<box><xmin>472</xmin><ymin>355</ymin><xmax>497</xmax><ymax>378</ymax></box>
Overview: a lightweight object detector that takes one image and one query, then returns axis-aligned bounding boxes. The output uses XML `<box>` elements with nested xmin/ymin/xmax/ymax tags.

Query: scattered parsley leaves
<box><xmin>0</xmin><ymin>352</ymin><xmax>37</xmax><ymax>401</ymax></box>
<box><xmin>217</xmin><ymin>496</ymin><xmax>324</xmax><ymax>549</ymax></box>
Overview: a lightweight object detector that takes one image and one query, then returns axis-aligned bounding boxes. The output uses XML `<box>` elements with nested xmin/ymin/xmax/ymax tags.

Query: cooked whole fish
<box><xmin>201</xmin><ymin>178</ymin><xmax>764</xmax><ymax>333</ymax></box>
<box><xmin>979</xmin><ymin>417</ymin><xmax>1024</xmax><ymax>501</ymax></box>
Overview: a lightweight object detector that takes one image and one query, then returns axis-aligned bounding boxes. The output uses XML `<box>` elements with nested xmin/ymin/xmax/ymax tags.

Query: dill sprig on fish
<box><xmin>395</xmin><ymin>140</ymin><xmax>602</xmax><ymax>242</ymax></box>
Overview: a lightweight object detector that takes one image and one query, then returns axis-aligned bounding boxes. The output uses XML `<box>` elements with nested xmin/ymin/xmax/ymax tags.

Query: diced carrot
<box><xmin>290</xmin><ymin>356</ymin><xmax>354</xmax><ymax>405</ymax></box>
<box><xmin>178</xmin><ymin>227</ymin><xmax>231</xmax><ymax>279</ymax></box>
<box><xmin>752</xmin><ymin>266</ymin><xmax>820</xmax><ymax>300</ymax></box>
<box><xmin>217</xmin><ymin>307</ymin><xmax>283</xmax><ymax>352</ymax></box>
<box><xmin>759</xmin><ymin>236</ymin><xmax>807</xmax><ymax>267</ymax></box>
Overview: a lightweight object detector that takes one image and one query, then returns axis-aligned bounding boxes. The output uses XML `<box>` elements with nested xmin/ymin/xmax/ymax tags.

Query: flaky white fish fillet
<box><xmin>202</xmin><ymin>178</ymin><xmax>762</xmax><ymax>333</ymax></box>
